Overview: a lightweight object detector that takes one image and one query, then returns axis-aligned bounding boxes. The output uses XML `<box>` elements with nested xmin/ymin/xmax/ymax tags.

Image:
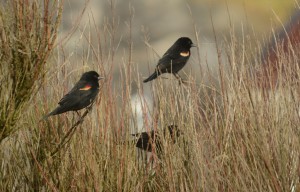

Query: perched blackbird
<box><xmin>132</xmin><ymin>125</ymin><xmax>180</xmax><ymax>153</ymax></box>
<box><xmin>143</xmin><ymin>37</ymin><xmax>196</xmax><ymax>83</ymax></box>
<box><xmin>43</xmin><ymin>71</ymin><xmax>103</xmax><ymax>119</ymax></box>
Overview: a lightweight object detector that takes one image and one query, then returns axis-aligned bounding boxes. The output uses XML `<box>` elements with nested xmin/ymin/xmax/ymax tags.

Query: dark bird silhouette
<box><xmin>131</xmin><ymin>125</ymin><xmax>180</xmax><ymax>153</ymax></box>
<box><xmin>43</xmin><ymin>71</ymin><xmax>103</xmax><ymax>119</ymax></box>
<box><xmin>143</xmin><ymin>37</ymin><xmax>196</xmax><ymax>83</ymax></box>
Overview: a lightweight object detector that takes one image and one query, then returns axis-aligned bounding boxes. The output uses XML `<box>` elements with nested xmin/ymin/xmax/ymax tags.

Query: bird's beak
<box><xmin>191</xmin><ymin>43</ymin><xmax>197</xmax><ymax>47</ymax></box>
<box><xmin>98</xmin><ymin>76</ymin><xmax>104</xmax><ymax>81</ymax></box>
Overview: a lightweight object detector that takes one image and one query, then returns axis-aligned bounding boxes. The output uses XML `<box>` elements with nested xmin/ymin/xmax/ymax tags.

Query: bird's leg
<box><xmin>75</xmin><ymin>111</ymin><xmax>82</xmax><ymax>120</ymax></box>
<box><xmin>173</xmin><ymin>73</ymin><xmax>187</xmax><ymax>85</ymax></box>
<box><xmin>173</xmin><ymin>73</ymin><xmax>181</xmax><ymax>80</ymax></box>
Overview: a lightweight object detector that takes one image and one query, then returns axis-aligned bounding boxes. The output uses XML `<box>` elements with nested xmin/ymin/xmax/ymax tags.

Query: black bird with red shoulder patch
<box><xmin>43</xmin><ymin>71</ymin><xmax>103</xmax><ymax>119</ymax></box>
<box><xmin>143</xmin><ymin>37</ymin><xmax>196</xmax><ymax>83</ymax></box>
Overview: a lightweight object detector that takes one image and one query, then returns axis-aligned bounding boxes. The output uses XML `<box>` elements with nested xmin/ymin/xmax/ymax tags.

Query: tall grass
<box><xmin>1</xmin><ymin>1</ymin><xmax>300</xmax><ymax>191</ymax></box>
<box><xmin>0</xmin><ymin>0</ymin><xmax>63</xmax><ymax>142</ymax></box>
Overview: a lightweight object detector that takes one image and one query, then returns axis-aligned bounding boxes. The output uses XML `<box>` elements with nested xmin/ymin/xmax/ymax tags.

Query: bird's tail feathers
<box><xmin>39</xmin><ymin>108</ymin><xmax>59</xmax><ymax>121</ymax></box>
<box><xmin>143</xmin><ymin>72</ymin><xmax>158</xmax><ymax>83</ymax></box>
<box><xmin>40</xmin><ymin>113</ymin><xmax>52</xmax><ymax>121</ymax></box>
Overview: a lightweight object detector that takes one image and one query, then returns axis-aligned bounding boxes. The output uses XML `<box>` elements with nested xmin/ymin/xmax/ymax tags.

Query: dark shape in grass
<box><xmin>131</xmin><ymin>125</ymin><xmax>180</xmax><ymax>153</ymax></box>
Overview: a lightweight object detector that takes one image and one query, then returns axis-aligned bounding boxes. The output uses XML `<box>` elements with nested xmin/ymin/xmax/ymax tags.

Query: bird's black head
<box><xmin>175</xmin><ymin>37</ymin><xmax>196</xmax><ymax>50</ymax></box>
<box><xmin>80</xmin><ymin>71</ymin><xmax>103</xmax><ymax>82</ymax></box>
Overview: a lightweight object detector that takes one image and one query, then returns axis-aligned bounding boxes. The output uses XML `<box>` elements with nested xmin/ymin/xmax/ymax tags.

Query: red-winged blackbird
<box><xmin>143</xmin><ymin>37</ymin><xmax>196</xmax><ymax>83</ymax></box>
<box><xmin>43</xmin><ymin>71</ymin><xmax>103</xmax><ymax>119</ymax></box>
<box><xmin>131</xmin><ymin>125</ymin><xmax>180</xmax><ymax>153</ymax></box>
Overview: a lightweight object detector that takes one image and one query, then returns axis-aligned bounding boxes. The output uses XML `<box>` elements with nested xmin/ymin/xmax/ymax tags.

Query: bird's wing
<box><xmin>156</xmin><ymin>47</ymin><xmax>180</xmax><ymax>72</ymax></box>
<box><xmin>58</xmin><ymin>80</ymin><xmax>89</xmax><ymax>106</ymax></box>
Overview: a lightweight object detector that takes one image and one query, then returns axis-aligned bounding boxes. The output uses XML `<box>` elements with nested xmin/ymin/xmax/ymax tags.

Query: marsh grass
<box><xmin>0</xmin><ymin>0</ymin><xmax>63</xmax><ymax>142</ymax></box>
<box><xmin>1</xmin><ymin>1</ymin><xmax>300</xmax><ymax>191</ymax></box>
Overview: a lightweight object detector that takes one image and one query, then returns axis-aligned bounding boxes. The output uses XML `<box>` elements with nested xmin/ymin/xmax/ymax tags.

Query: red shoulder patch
<box><xmin>180</xmin><ymin>51</ymin><xmax>190</xmax><ymax>57</ymax></box>
<box><xmin>79</xmin><ymin>85</ymin><xmax>92</xmax><ymax>91</ymax></box>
